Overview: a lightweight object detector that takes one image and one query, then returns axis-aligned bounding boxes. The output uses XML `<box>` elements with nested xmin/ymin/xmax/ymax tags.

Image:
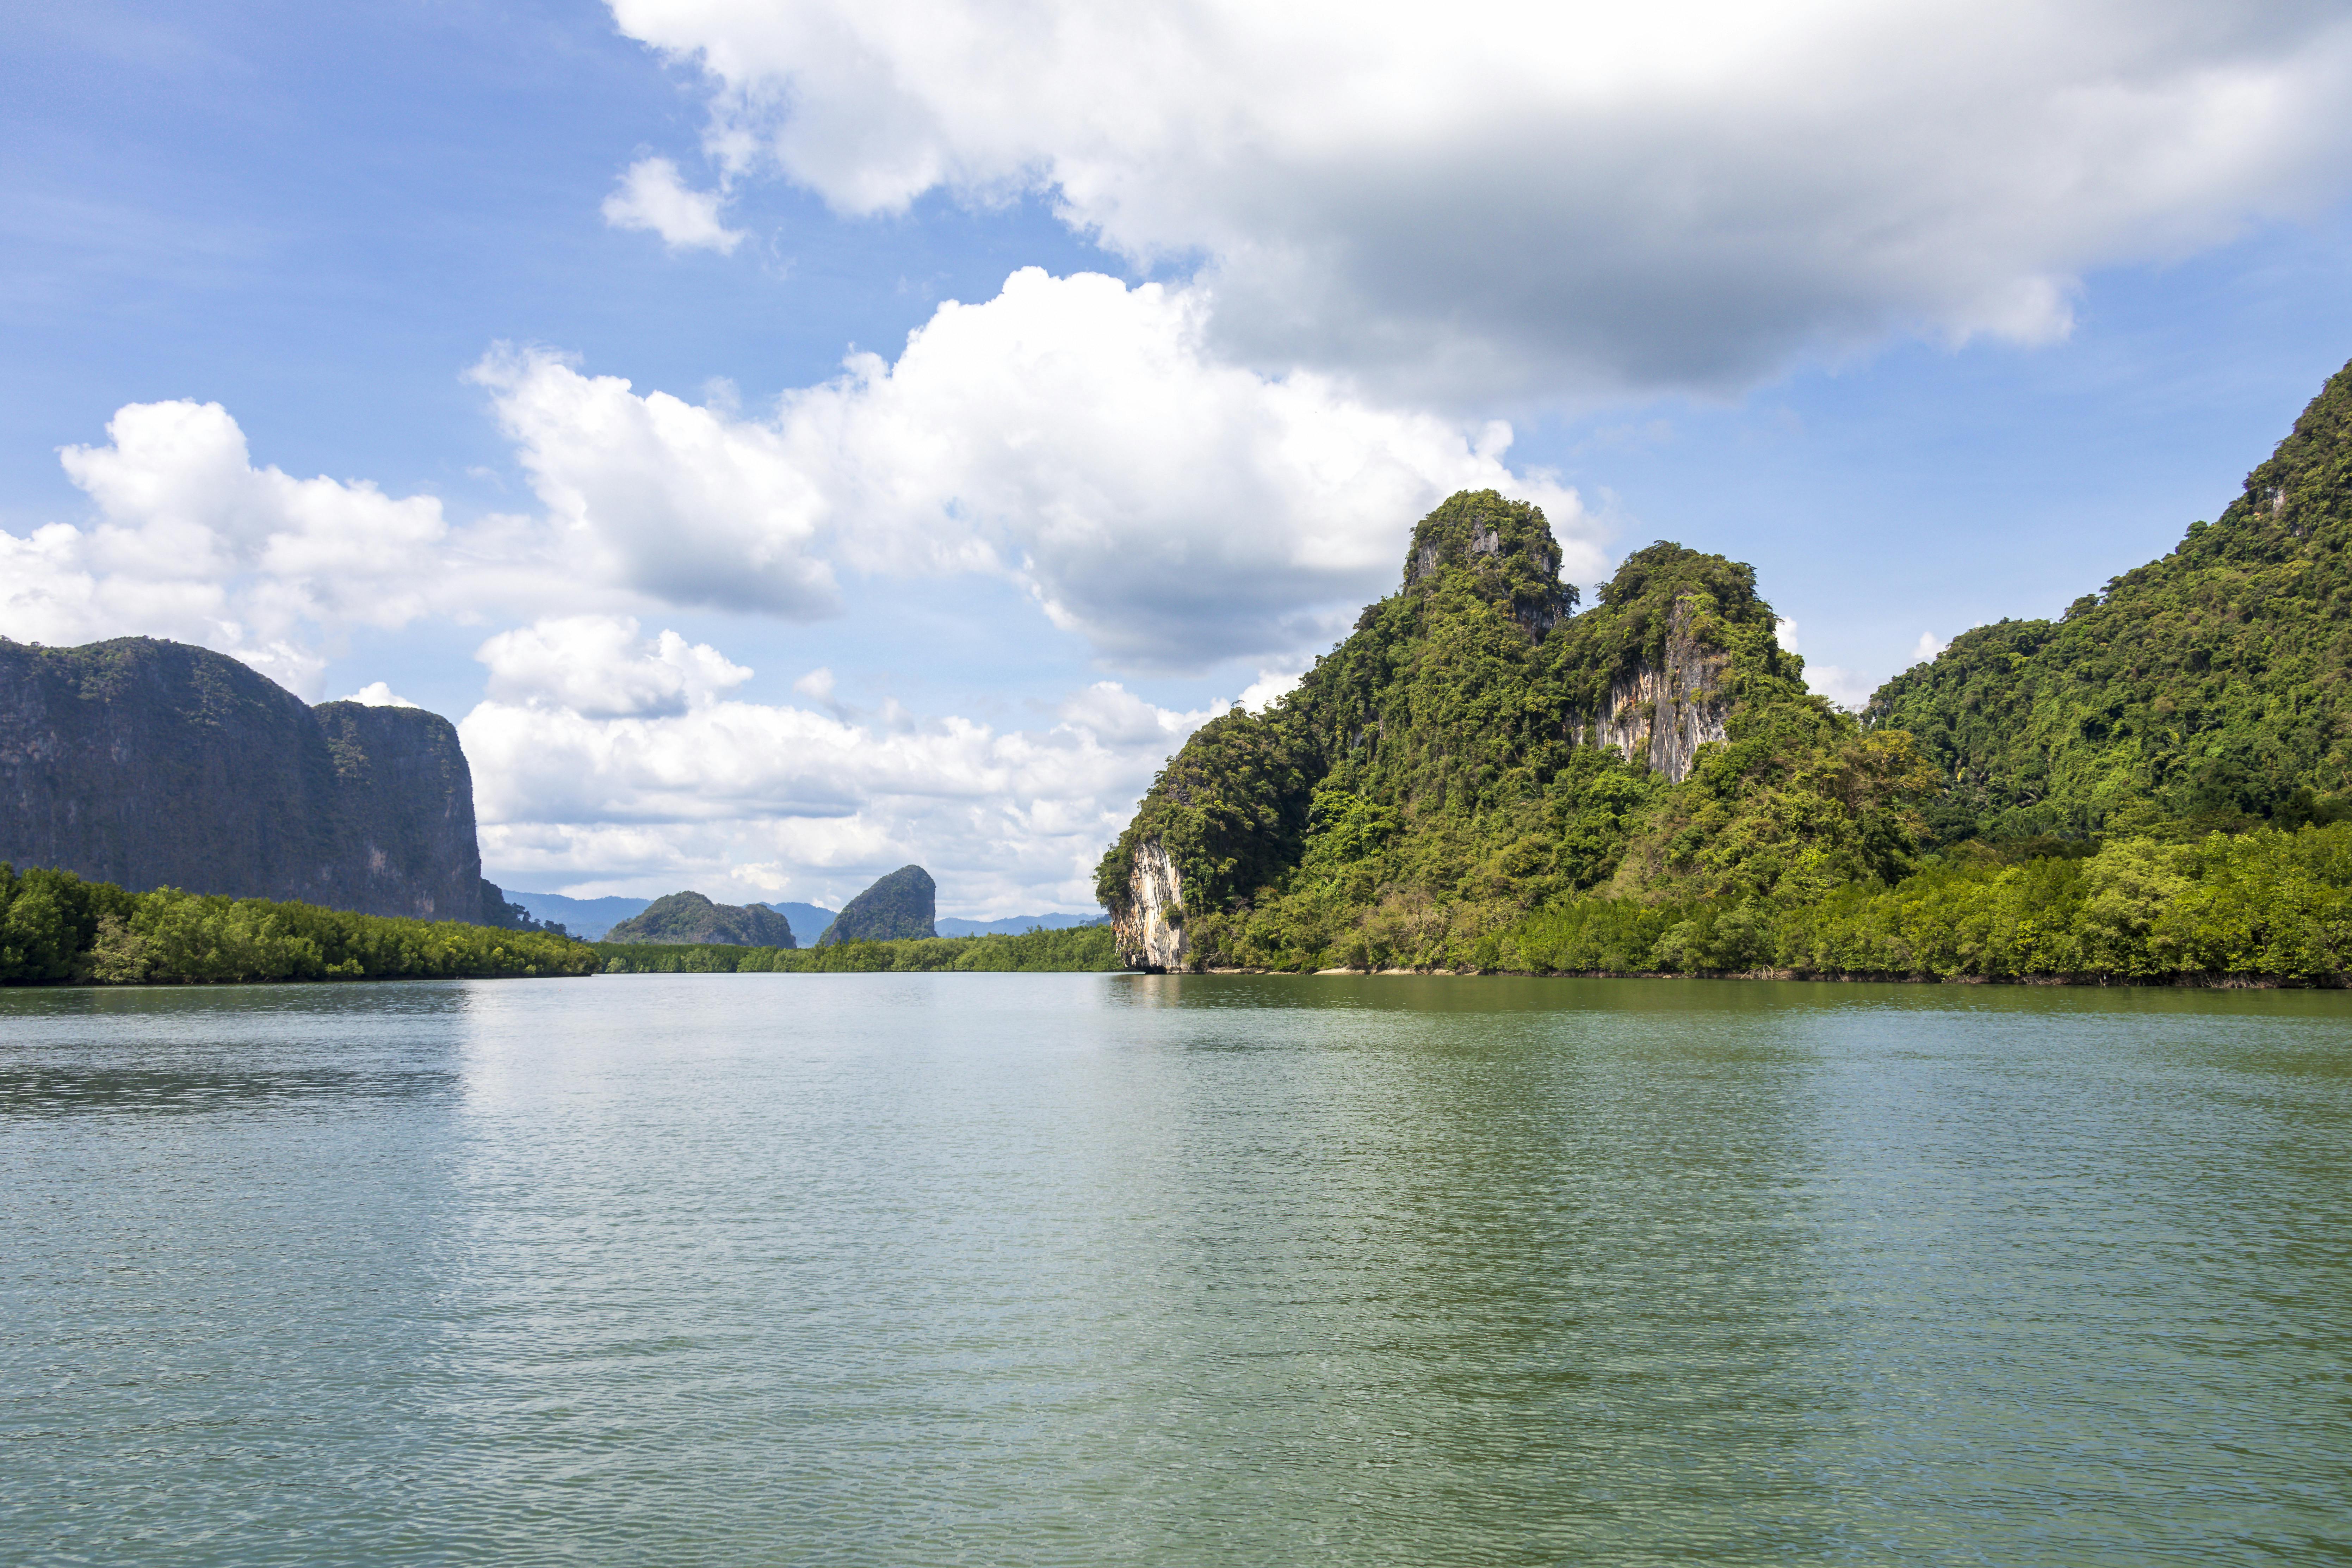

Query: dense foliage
<box><xmin>1491</xmin><ymin>825</ymin><xmax>2352</xmax><ymax>982</ymax></box>
<box><xmin>596</xmin><ymin>923</ymin><xmax>1120</xmax><ymax>973</ymax></box>
<box><xmin>0</xmin><ymin>863</ymin><xmax>600</xmax><ymax>984</ymax></box>
<box><xmin>605</xmin><ymin>890</ymin><xmax>797</xmax><ymax>947</ymax></box>
<box><xmin>819</xmin><ymin>864</ymin><xmax>938</xmax><ymax>943</ymax></box>
<box><xmin>1100</xmin><ymin>364</ymin><xmax>2352</xmax><ymax>987</ymax></box>
<box><xmin>1100</xmin><ymin>493</ymin><xmax>1935</xmax><ymax>969</ymax></box>
<box><xmin>1867</xmin><ymin>356</ymin><xmax>2352</xmax><ymax>840</ymax></box>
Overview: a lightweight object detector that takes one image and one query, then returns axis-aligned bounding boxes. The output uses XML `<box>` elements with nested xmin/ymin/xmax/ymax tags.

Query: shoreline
<box><xmin>1162</xmin><ymin>965</ymin><xmax>2350</xmax><ymax>990</ymax></box>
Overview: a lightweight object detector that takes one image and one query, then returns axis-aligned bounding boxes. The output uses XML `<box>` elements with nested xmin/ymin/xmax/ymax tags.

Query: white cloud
<box><xmin>1913</xmin><ymin>630</ymin><xmax>1949</xmax><ymax>663</ymax></box>
<box><xmin>340</xmin><ymin>681</ymin><xmax>420</xmax><ymax>707</ymax></box>
<box><xmin>0</xmin><ymin>400</ymin><xmax>482</xmax><ymax>693</ymax></box>
<box><xmin>479</xmin><ymin>268</ymin><xmax>1595</xmax><ymax>670</ymax></box>
<box><xmin>469</xmin><ymin>346</ymin><xmax>839</xmax><ymax>618</ymax></box>
<box><xmin>601</xmin><ymin>156</ymin><xmax>746</xmax><ymax>253</ymax></box>
<box><xmin>476</xmin><ymin>615</ymin><xmax>752</xmax><ymax>718</ymax></box>
<box><xmin>463</xmin><ymin>651</ymin><xmax>1223</xmax><ymax>912</ymax></box>
<box><xmin>5</xmin><ymin>280</ymin><xmax>1584</xmax><ymax>698</ymax></box>
<box><xmin>609</xmin><ymin>0</ymin><xmax>2352</xmax><ymax>398</ymax></box>
<box><xmin>1806</xmin><ymin>665</ymin><xmax>1878</xmax><ymax>712</ymax></box>
<box><xmin>1238</xmin><ymin>668</ymin><xmax>1303</xmax><ymax>712</ymax></box>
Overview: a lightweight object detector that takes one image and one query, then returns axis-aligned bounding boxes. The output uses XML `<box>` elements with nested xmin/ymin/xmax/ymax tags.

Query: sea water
<box><xmin>2</xmin><ymin>973</ymin><xmax>2347</xmax><ymax>1565</ymax></box>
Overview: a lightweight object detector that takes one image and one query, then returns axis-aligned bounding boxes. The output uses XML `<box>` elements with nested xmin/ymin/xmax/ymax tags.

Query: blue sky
<box><xmin>6</xmin><ymin>0</ymin><xmax>2352</xmax><ymax>912</ymax></box>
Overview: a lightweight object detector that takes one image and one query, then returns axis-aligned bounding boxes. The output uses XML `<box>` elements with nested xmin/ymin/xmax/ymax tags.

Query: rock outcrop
<box><xmin>0</xmin><ymin>636</ymin><xmax>495</xmax><ymax>921</ymax></box>
<box><xmin>819</xmin><ymin>864</ymin><xmax>937</xmax><ymax>943</ymax></box>
<box><xmin>604</xmin><ymin>891</ymin><xmax>796</xmax><ymax>947</ymax></box>
<box><xmin>1109</xmin><ymin>840</ymin><xmax>1187</xmax><ymax>971</ymax></box>
<box><xmin>1582</xmin><ymin>597</ymin><xmax>1731</xmax><ymax>783</ymax></box>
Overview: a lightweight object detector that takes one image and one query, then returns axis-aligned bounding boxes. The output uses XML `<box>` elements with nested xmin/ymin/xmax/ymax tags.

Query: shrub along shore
<box><xmin>14</xmin><ymin>828</ymin><xmax>2351</xmax><ymax>988</ymax></box>
<box><xmin>596</xmin><ymin>924</ymin><xmax>1121</xmax><ymax>974</ymax></box>
<box><xmin>0</xmin><ymin>864</ymin><xmax>599</xmax><ymax>984</ymax></box>
<box><xmin>1183</xmin><ymin>825</ymin><xmax>2352</xmax><ymax>987</ymax></box>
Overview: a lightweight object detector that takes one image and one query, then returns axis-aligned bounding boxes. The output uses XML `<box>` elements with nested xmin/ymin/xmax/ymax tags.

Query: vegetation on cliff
<box><xmin>1097</xmin><ymin>493</ymin><xmax>1930</xmax><ymax>970</ymax></box>
<box><xmin>819</xmin><ymin>865</ymin><xmax>937</xmax><ymax>943</ymax></box>
<box><xmin>1098</xmin><ymin>361</ymin><xmax>2352</xmax><ymax>984</ymax></box>
<box><xmin>597</xmin><ymin>923</ymin><xmax>1118</xmax><ymax>973</ymax></box>
<box><xmin>605</xmin><ymin>890</ymin><xmax>796</xmax><ymax>947</ymax></box>
<box><xmin>1867</xmin><ymin>356</ymin><xmax>2352</xmax><ymax>842</ymax></box>
<box><xmin>0</xmin><ymin>863</ymin><xmax>599</xmax><ymax>984</ymax></box>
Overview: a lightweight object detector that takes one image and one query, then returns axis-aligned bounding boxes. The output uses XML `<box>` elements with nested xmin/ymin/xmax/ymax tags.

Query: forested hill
<box><xmin>1098</xmin><ymin>491</ymin><xmax>1929</xmax><ymax>971</ymax></box>
<box><xmin>1867</xmin><ymin>356</ymin><xmax>2352</xmax><ymax>840</ymax></box>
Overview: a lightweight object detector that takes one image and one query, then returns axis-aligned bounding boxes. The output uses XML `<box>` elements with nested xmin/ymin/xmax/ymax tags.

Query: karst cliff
<box><xmin>1099</xmin><ymin>492</ymin><xmax>1811</xmax><ymax>971</ymax></box>
<box><xmin>0</xmin><ymin>636</ymin><xmax>500</xmax><ymax>921</ymax></box>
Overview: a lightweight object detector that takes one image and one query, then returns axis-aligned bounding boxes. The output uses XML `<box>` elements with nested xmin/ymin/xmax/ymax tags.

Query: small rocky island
<box><xmin>604</xmin><ymin>892</ymin><xmax>797</xmax><ymax>947</ymax></box>
<box><xmin>818</xmin><ymin>865</ymin><xmax>937</xmax><ymax>943</ymax></box>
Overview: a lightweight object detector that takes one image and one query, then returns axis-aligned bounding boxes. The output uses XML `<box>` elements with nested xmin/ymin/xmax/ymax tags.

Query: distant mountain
<box><xmin>820</xmin><ymin>865</ymin><xmax>936</xmax><ymax>943</ymax></box>
<box><xmin>0</xmin><ymin>636</ymin><xmax>497</xmax><ymax>922</ymax></box>
<box><xmin>605</xmin><ymin>891</ymin><xmax>797</xmax><ymax>947</ymax></box>
<box><xmin>934</xmin><ymin>912</ymin><xmax>1109</xmax><ymax>936</ymax></box>
<box><xmin>498</xmin><ymin>891</ymin><xmax>649</xmax><ymax>941</ymax></box>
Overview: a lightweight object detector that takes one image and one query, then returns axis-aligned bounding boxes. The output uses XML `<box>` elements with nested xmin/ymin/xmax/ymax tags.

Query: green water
<box><xmin>2</xmin><ymin>974</ymin><xmax>2347</xmax><ymax>1564</ymax></box>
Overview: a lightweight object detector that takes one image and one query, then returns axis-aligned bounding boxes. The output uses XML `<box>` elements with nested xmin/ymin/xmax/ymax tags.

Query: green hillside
<box><xmin>1096</xmin><ymin>364</ymin><xmax>2352</xmax><ymax>984</ymax></box>
<box><xmin>1867</xmin><ymin>357</ymin><xmax>2352</xmax><ymax>840</ymax></box>
<box><xmin>1098</xmin><ymin>492</ymin><xmax>1933</xmax><ymax>970</ymax></box>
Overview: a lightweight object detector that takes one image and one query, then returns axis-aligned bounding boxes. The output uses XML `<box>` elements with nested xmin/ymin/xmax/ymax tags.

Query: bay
<box><xmin>2</xmin><ymin>974</ymin><xmax>2347</xmax><ymax>1565</ymax></box>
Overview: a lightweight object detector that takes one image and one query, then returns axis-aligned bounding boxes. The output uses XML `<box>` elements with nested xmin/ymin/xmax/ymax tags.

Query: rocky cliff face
<box><xmin>1109</xmin><ymin>840</ymin><xmax>1188</xmax><ymax>971</ymax></box>
<box><xmin>1582</xmin><ymin>598</ymin><xmax>1731</xmax><ymax>783</ymax></box>
<box><xmin>0</xmin><ymin>637</ymin><xmax>492</xmax><ymax>920</ymax></box>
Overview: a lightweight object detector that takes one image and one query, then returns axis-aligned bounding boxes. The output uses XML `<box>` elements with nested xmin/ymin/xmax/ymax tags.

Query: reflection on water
<box><xmin>2</xmin><ymin>973</ymin><xmax>2347</xmax><ymax>1566</ymax></box>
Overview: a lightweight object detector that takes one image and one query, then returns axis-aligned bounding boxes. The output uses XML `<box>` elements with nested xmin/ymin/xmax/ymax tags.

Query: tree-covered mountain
<box><xmin>604</xmin><ymin>891</ymin><xmax>797</xmax><ymax>947</ymax></box>
<box><xmin>1866</xmin><ymin>356</ymin><xmax>2352</xmax><ymax>841</ymax></box>
<box><xmin>819</xmin><ymin>865</ymin><xmax>937</xmax><ymax>943</ymax></box>
<box><xmin>1098</xmin><ymin>491</ymin><xmax>1931</xmax><ymax>971</ymax></box>
<box><xmin>1096</xmin><ymin>361</ymin><xmax>2352</xmax><ymax>982</ymax></box>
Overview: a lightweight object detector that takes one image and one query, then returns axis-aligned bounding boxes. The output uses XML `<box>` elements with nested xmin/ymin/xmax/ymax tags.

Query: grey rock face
<box><xmin>1579</xmin><ymin>597</ymin><xmax>1730</xmax><ymax>783</ymax></box>
<box><xmin>1110</xmin><ymin>839</ymin><xmax>1187</xmax><ymax>971</ymax></box>
<box><xmin>0</xmin><ymin>636</ymin><xmax>492</xmax><ymax>920</ymax></box>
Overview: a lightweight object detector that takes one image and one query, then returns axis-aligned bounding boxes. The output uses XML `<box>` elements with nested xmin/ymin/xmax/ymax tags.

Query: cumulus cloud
<box><xmin>476</xmin><ymin>615</ymin><xmax>752</xmax><ymax>718</ymax></box>
<box><xmin>341</xmin><ymin>681</ymin><xmax>420</xmax><ymax>707</ymax></box>
<box><xmin>479</xmin><ymin>268</ymin><xmax>1593</xmax><ymax>670</ymax></box>
<box><xmin>463</xmin><ymin>639</ymin><xmax>1220</xmax><ymax>911</ymax></box>
<box><xmin>0</xmin><ymin>400</ymin><xmax>483</xmax><ymax>692</ymax></box>
<box><xmin>609</xmin><ymin>0</ymin><xmax>2352</xmax><ymax>398</ymax></box>
<box><xmin>1913</xmin><ymin>630</ymin><xmax>1950</xmax><ymax>663</ymax></box>
<box><xmin>601</xmin><ymin>156</ymin><xmax>746</xmax><ymax>253</ymax></box>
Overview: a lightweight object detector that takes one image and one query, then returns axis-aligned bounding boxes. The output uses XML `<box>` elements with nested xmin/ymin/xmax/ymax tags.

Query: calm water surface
<box><xmin>2</xmin><ymin>974</ymin><xmax>2347</xmax><ymax>1565</ymax></box>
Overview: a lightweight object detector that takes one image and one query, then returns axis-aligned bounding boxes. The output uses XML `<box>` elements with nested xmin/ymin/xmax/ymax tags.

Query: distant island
<box><xmin>818</xmin><ymin>864</ymin><xmax>937</xmax><ymax>943</ymax></box>
<box><xmin>1101</xmin><ymin>356</ymin><xmax>2352</xmax><ymax>986</ymax></box>
<box><xmin>606</xmin><ymin>891</ymin><xmax>798</xmax><ymax>947</ymax></box>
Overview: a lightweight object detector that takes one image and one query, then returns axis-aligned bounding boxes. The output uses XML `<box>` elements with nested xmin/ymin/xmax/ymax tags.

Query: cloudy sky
<box><xmin>6</xmin><ymin>1</ymin><xmax>2352</xmax><ymax>915</ymax></box>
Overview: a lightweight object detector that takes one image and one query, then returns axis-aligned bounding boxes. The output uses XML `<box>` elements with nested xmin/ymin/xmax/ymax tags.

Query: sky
<box><xmin>6</xmin><ymin>0</ymin><xmax>2352</xmax><ymax>916</ymax></box>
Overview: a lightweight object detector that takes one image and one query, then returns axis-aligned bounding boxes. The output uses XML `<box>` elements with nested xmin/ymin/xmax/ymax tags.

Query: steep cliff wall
<box><xmin>0</xmin><ymin>637</ymin><xmax>490</xmax><ymax>919</ymax></box>
<box><xmin>1583</xmin><ymin>598</ymin><xmax>1731</xmax><ymax>783</ymax></box>
<box><xmin>1111</xmin><ymin>840</ymin><xmax>1188</xmax><ymax>971</ymax></box>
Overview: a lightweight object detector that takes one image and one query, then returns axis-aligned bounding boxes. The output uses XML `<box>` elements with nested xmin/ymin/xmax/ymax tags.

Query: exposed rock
<box><xmin>0</xmin><ymin>636</ymin><xmax>493</xmax><ymax>920</ymax></box>
<box><xmin>1403</xmin><ymin>489</ymin><xmax>1576</xmax><ymax>636</ymax></box>
<box><xmin>604</xmin><ymin>891</ymin><xmax>796</xmax><ymax>947</ymax></box>
<box><xmin>1581</xmin><ymin>597</ymin><xmax>1731</xmax><ymax>783</ymax></box>
<box><xmin>820</xmin><ymin>864</ymin><xmax>936</xmax><ymax>943</ymax></box>
<box><xmin>1110</xmin><ymin>840</ymin><xmax>1188</xmax><ymax>971</ymax></box>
